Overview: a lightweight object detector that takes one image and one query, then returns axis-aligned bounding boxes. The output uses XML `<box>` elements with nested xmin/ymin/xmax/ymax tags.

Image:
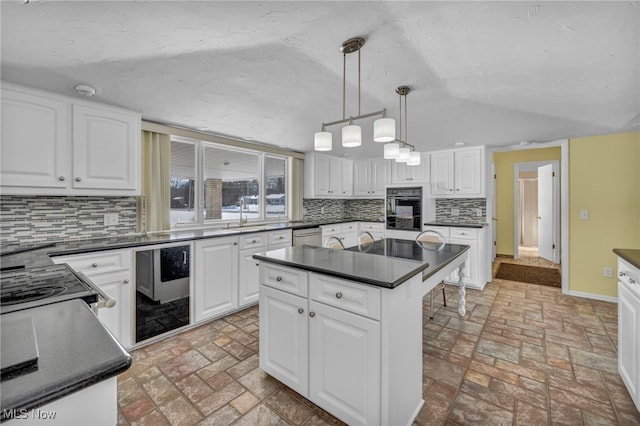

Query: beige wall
<box><xmin>493</xmin><ymin>147</ymin><xmax>562</xmax><ymax>256</ymax></box>
<box><xmin>568</xmin><ymin>131</ymin><xmax>640</xmax><ymax>297</ymax></box>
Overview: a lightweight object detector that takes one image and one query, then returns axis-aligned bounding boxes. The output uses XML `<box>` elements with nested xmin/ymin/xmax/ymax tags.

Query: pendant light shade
<box><xmin>384</xmin><ymin>142</ymin><xmax>400</xmax><ymax>159</ymax></box>
<box><xmin>374</xmin><ymin>117</ymin><xmax>395</xmax><ymax>142</ymax></box>
<box><xmin>407</xmin><ymin>151</ymin><xmax>421</xmax><ymax>166</ymax></box>
<box><xmin>396</xmin><ymin>147</ymin><xmax>410</xmax><ymax>163</ymax></box>
<box><xmin>314</xmin><ymin>131</ymin><xmax>332</xmax><ymax>151</ymax></box>
<box><xmin>342</xmin><ymin>125</ymin><xmax>362</xmax><ymax>147</ymax></box>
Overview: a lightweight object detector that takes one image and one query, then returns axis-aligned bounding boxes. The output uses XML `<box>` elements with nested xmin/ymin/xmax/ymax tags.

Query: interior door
<box><xmin>537</xmin><ymin>164</ymin><xmax>555</xmax><ymax>262</ymax></box>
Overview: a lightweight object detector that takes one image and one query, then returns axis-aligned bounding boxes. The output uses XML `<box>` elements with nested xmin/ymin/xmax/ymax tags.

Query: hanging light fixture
<box><xmin>313</xmin><ymin>37</ymin><xmax>394</xmax><ymax>151</ymax></box>
<box><xmin>386</xmin><ymin>86</ymin><xmax>421</xmax><ymax>166</ymax></box>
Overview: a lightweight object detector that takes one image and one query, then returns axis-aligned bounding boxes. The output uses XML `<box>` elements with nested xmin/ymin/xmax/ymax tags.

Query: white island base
<box><xmin>258</xmin><ymin>251</ymin><xmax>468</xmax><ymax>426</ymax></box>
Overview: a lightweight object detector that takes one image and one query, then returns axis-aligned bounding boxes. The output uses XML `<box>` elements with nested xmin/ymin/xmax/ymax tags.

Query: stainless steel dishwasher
<box><xmin>292</xmin><ymin>227</ymin><xmax>322</xmax><ymax>246</ymax></box>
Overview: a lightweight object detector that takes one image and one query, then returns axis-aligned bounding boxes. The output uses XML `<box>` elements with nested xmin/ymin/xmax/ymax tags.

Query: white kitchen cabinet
<box><xmin>358</xmin><ymin>222</ymin><xmax>385</xmax><ymax>241</ymax></box>
<box><xmin>1</xmin><ymin>83</ymin><xmax>141</xmax><ymax>196</ymax></box>
<box><xmin>430</xmin><ymin>146</ymin><xmax>485</xmax><ymax>197</ymax></box>
<box><xmin>617</xmin><ymin>257</ymin><xmax>640</xmax><ymax>411</ymax></box>
<box><xmin>304</xmin><ymin>153</ymin><xmax>353</xmax><ymax>198</ymax></box>
<box><xmin>353</xmin><ymin>159</ymin><xmax>389</xmax><ymax>197</ymax></box>
<box><xmin>391</xmin><ymin>153</ymin><xmax>430</xmax><ymax>184</ymax></box>
<box><xmin>321</xmin><ymin>222</ymin><xmax>357</xmax><ymax>248</ymax></box>
<box><xmin>52</xmin><ymin>249</ymin><xmax>133</xmax><ymax>348</ymax></box>
<box><xmin>194</xmin><ymin>236</ymin><xmax>239</xmax><ymax>322</ymax></box>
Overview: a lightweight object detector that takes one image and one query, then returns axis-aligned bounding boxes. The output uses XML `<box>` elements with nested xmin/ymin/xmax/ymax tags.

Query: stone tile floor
<box><xmin>117</xmin><ymin>262</ymin><xmax>640</xmax><ymax>425</ymax></box>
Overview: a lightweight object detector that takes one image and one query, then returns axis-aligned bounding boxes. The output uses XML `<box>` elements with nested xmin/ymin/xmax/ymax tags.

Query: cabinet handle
<box><xmin>336</xmin><ymin>292</ymin><xmax>343</xmax><ymax>299</ymax></box>
<box><xmin>233</xmin><ymin>242</ymin><xmax>238</xmax><ymax>245</ymax></box>
<box><xmin>58</xmin><ymin>176</ymin><xmax>65</xmax><ymax>181</ymax></box>
<box><xmin>75</xmin><ymin>177</ymin><xmax>82</xmax><ymax>182</ymax></box>
<box><xmin>92</xmin><ymin>263</ymin><xmax>98</xmax><ymax>268</ymax></box>
<box><xmin>456</xmin><ymin>188</ymin><xmax>460</xmax><ymax>191</ymax></box>
<box><xmin>276</xmin><ymin>276</ymin><xmax>282</xmax><ymax>282</ymax></box>
<box><xmin>279</xmin><ymin>236</ymin><xmax>283</xmax><ymax>240</ymax></box>
<box><xmin>298</xmin><ymin>308</ymin><xmax>304</xmax><ymax>314</ymax></box>
<box><xmin>123</xmin><ymin>279</ymin><xmax>129</xmax><ymax>284</ymax></box>
<box><xmin>252</xmin><ymin>239</ymin><xmax>257</xmax><ymax>243</ymax></box>
<box><xmin>309</xmin><ymin>312</ymin><xmax>316</xmax><ymax>318</ymax></box>
<box><xmin>255</xmin><ymin>263</ymin><xmax>259</xmax><ymax>266</ymax></box>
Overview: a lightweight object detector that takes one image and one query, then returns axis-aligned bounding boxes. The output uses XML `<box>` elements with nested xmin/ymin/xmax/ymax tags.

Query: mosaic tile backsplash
<box><xmin>303</xmin><ymin>199</ymin><xmax>385</xmax><ymax>222</ymax></box>
<box><xmin>435</xmin><ymin>198</ymin><xmax>487</xmax><ymax>223</ymax></box>
<box><xmin>0</xmin><ymin>196</ymin><xmax>138</xmax><ymax>246</ymax></box>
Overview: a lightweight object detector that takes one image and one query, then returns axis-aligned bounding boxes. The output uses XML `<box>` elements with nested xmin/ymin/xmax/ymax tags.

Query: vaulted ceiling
<box><xmin>2</xmin><ymin>1</ymin><xmax>638</xmax><ymax>160</ymax></box>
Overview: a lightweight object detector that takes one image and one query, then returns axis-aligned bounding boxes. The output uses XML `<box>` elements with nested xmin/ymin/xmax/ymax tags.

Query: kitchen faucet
<box><xmin>238</xmin><ymin>197</ymin><xmax>247</xmax><ymax>227</ymax></box>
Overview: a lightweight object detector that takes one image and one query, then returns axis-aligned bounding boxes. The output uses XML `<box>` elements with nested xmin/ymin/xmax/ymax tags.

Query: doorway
<box><xmin>514</xmin><ymin>160</ymin><xmax>560</xmax><ymax>265</ymax></box>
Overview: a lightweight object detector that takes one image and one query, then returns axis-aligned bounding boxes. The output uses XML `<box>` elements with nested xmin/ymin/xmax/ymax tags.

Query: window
<box><xmin>169</xmin><ymin>137</ymin><xmax>288</xmax><ymax>227</ymax></box>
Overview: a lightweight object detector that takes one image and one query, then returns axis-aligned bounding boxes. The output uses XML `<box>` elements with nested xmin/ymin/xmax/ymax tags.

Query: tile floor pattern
<box><xmin>117</xmin><ymin>262</ymin><xmax>640</xmax><ymax>426</ymax></box>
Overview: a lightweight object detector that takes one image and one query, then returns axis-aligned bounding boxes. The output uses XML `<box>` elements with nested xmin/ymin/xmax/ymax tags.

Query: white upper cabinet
<box><xmin>1</xmin><ymin>83</ymin><xmax>141</xmax><ymax>196</ymax></box>
<box><xmin>353</xmin><ymin>159</ymin><xmax>389</xmax><ymax>198</ymax></box>
<box><xmin>391</xmin><ymin>153</ymin><xmax>430</xmax><ymax>184</ymax></box>
<box><xmin>430</xmin><ymin>146</ymin><xmax>485</xmax><ymax>197</ymax></box>
<box><xmin>304</xmin><ymin>153</ymin><xmax>353</xmax><ymax>198</ymax></box>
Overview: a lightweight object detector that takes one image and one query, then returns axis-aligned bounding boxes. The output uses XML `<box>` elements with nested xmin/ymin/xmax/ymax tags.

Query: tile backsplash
<box><xmin>435</xmin><ymin>198</ymin><xmax>486</xmax><ymax>222</ymax></box>
<box><xmin>0</xmin><ymin>196</ymin><xmax>138</xmax><ymax>246</ymax></box>
<box><xmin>303</xmin><ymin>199</ymin><xmax>385</xmax><ymax>222</ymax></box>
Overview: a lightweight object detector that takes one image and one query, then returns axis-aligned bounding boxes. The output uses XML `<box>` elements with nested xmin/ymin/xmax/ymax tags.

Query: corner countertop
<box><xmin>253</xmin><ymin>238</ymin><xmax>469</xmax><ymax>289</ymax></box>
<box><xmin>0</xmin><ymin>299</ymin><xmax>131</xmax><ymax>419</ymax></box>
<box><xmin>613</xmin><ymin>248</ymin><xmax>640</xmax><ymax>270</ymax></box>
<box><xmin>423</xmin><ymin>221</ymin><xmax>489</xmax><ymax>228</ymax></box>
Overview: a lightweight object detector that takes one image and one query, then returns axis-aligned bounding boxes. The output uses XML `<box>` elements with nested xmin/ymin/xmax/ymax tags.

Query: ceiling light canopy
<box><xmin>313</xmin><ymin>37</ymin><xmax>394</xmax><ymax>151</ymax></box>
<box><xmin>384</xmin><ymin>86</ymin><xmax>421</xmax><ymax>166</ymax></box>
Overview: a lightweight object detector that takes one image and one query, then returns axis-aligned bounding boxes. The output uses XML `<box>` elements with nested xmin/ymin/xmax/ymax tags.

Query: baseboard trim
<box><xmin>565</xmin><ymin>289</ymin><xmax>618</xmax><ymax>303</ymax></box>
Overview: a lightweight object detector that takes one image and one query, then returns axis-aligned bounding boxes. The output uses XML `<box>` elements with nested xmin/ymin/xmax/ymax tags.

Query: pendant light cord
<box><xmin>342</xmin><ymin>52</ymin><xmax>346</xmax><ymax>120</ymax></box>
<box><xmin>358</xmin><ymin>49</ymin><xmax>361</xmax><ymax>116</ymax></box>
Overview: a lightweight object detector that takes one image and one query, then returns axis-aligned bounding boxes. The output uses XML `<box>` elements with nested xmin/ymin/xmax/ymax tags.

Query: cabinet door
<box><xmin>448</xmin><ymin>238</ymin><xmax>478</xmax><ymax>286</ymax></box>
<box><xmin>329</xmin><ymin>157</ymin><xmax>343</xmax><ymax>196</ymax></box>
<box><xmin>309</xmin><ymin>301</ymin><xmax>380</xmax><ymax>426</ymax></box>
<box><xmin>314</xmin><ymin>155</ymin><xmax>332</xmax><ymax>196</ymax></box>
<box><xmin>411</xmin><ymin>153</ymin><xmax>430</xmax><ymax>182</ymax></box>
<box><xmin>370</xmin><ymin>159</ymin><xmax>389</xmax><ymax>196</ymax></box>
<box><xmin>340</xmin><ymin>159</ymin><xmax>353</xmax><ymax>197</ymax></box>
<box><xmin>454</xmin><ymin>148</ymin><xmax>482</xmax><ymax>195</ymax></box>
<box><xmin>1</xmin><ymin>87</ymin><xmax>70</xmax><ymax>190</ymax></box>
<box><xmin>391</xmin><ymin>161</ymin><xmax>411</xmax><ymax>183</ymax></box>
<box><xmin>259</xmin><ymin>285</ymin><xmax>309</xmax><ymax>396</ymax></box>
<box><xmin>353</xmin><ymin>161</ymin><xmax>372</xmax><ymax>196</ymax></box>
<box><xmin>194</xmin><ymin>237</ymin><xmax>239</xmax><ymax>322</ymax></box>
<box><xmin>238</xmin><ymin>248</ymin><xmax>261</xmax><ymax>307</ymax></box>
<box><xmin>91</xmin><ymin>270</ymin><xmax>133</xmax><ymax>348</ymax></box>
<box><xmin>431</xmin><ymin>151</ymin><xmax>454</xmax><ymax>195</ymax></box>
<box><xmin>618</xmin><ymin>282</ymin><xmax>640</xmax><ymax>406</ymax></box>
<box><xmin>72</xmin><ymin>104</ymin><xmax>140</xmax><ymax>192</ymax></box>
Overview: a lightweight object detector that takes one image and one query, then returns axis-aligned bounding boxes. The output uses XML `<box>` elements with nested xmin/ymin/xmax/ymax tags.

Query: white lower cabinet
<box><xmin>194</xmin><ymin>236</ymin><xmax>239</xmax><ymax>322</ymax></box>
<box><xmin>52</xmin><ymin>249</ymin><xmax>133</xmax><ymax>348</ymax></box>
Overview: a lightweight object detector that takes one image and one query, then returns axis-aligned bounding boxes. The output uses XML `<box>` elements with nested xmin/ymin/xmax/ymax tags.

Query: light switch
<box><xmin>451</xmin><ymin>208</ymin><xmax>459</xmax><ymax>216</ymax></box>
<box><xmin>580</xmin><ymin>210</ymin><xmax>589</xmax><ymax>220</ymax></box>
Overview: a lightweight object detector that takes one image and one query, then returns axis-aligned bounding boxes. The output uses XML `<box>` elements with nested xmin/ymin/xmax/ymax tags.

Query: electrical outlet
<box><xmin>475</xmin><ymin>208</ymin><xmax>482</xmax><ymax>217</ymax></box>
<box><xmin>104</xmin><ymin>213</ymin><xmax>119</xmax><ymax>226</ymax></box>
<box><xmin>603</xmin><ymin>267</ymin><xmax>613</xmax><ymax>278</ymax></box>
<box><xmin>580</xmin><ymin>210</ymin><xmax>589</xmax><ymax>220</ymax></box>
<box><xmin>321</xmin><ymin>206</ymin><xmax>325</xmax><ymax>214</ymax></box>
<box><xmin>451</xmin><ymin>208</ymin><xmax>459</xmax><ymax>216</ymax></box>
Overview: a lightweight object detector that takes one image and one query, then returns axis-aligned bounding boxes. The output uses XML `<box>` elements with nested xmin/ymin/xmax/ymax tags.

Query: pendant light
<box><xmin>387</xmin><ymin>86</ymin><xmax>421</xmax><ymax>166</ymax></box>
<box><xmin>313</xmin><ymin>37</ymin><xmax>394</xmax><ymax>151</ymax></box>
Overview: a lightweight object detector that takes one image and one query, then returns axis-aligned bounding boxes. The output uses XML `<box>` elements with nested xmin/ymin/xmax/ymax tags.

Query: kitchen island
<box><xmin>253</xmin><ymin>238</ymin><xmax>469</xmax><ymax>426</ymax></box>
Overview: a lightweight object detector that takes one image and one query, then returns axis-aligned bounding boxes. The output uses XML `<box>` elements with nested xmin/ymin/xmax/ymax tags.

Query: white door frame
<box><xmin>513</xmin><ymin>160</ymin><xmax>560</xmax><ymax>263</ymax></box>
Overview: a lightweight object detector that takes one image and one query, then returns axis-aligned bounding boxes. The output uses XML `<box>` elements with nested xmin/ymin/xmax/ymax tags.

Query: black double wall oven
<box><xmin>386</xmin><ymin>186</ymin><xmax>423</xmax><ymax>232</ymax></box>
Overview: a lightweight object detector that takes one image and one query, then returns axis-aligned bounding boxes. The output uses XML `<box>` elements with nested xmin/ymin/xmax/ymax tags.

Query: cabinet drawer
<box><xmin>268</xmin><ymin>230</ymin><xmax>292</xmax><ymax>246</ymax></box>
<box><xmin>309</xmin><ymin>273</ymin><xmax>381</xmax><ymax>320</ymax></box>
<box><xmin>321</xmin><ymin>224</ymin><xmax>341</xmax><ymax>236</ymax></box>
<box><xmin>239</xmin><ymin>232</ymin><xmax>268</xmax><ymax>250</ymax></box>
<box><xmin>53</xmin><ymin>249</ymin><xmax>130</xmax><ymax>275</ymax></box>
<box><xmin>260</xmin><ymin>264</ymin><xmax>308</xmax><ymax>297</ymax></box>
<box><xmin>359</xmin><ymin>222</ymin><xmax>384</xmax><ymax>233</ymax></box>
<box><xmin>422</xmin><ymin>226</ymin><xmax>450</xmax><ymax>238</ymax></box>
<box><xmin>450</xmin><ymin>228</ymin><xmax>478</xmax><ymax>240</ymax></box>
<box><xmin>340</xmin><ymin>222</ymin><xmax>357</xmax><ymax>233</ymax></box>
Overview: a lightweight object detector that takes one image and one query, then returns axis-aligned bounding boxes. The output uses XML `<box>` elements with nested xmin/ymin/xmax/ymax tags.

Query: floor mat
<box><xmin>495</xmin><ymin>262</ymin><xmax>561</xmax><ymax>287</ymax></box>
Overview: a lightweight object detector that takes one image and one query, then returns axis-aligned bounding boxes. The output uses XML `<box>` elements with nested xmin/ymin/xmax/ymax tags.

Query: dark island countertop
<box><xmin>613</xmin><ymin>248</ymin><xmax>640</xmax><ymax>270</ymax></box>
<box><xmin>0</xmin><ymin>299</ymin><xmax>131</xmax><ymax>420</ymax></box>
<box><xmin>253</xmin><ymin>238</ymin><xmax>469</xmax><ymax>289</ymax></box>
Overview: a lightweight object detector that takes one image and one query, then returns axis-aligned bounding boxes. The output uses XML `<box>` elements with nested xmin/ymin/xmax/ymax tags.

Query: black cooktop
<box><xmin>0</xmin><ymin>264</ymin><xmax>98</xmax><ymax>314</ymax></box>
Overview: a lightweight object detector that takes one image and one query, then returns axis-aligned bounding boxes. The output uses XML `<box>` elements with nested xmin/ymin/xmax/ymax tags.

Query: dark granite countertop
<box><xmin>253</xmin><ymin>238</ymin><xmax>469</xmax><ymax>288</ymax></box>
<box><xmin>423</xmin><ymin>221</ymin><xmax>488</xmax><ymax>228</ymax></box>
<box><xmin>0</xmin><ymin>299</ymin><xmax>131</xmax><ymax>419</ymax></box>
<box><xmin>0</xmin><ymin>219</ymin><xmax>384</xmax><ymax>269</ymax></box>
<box><xmin>613</xmin><ymin>248</ymin><xmax>640</xmax><ymax>270</ymax></box>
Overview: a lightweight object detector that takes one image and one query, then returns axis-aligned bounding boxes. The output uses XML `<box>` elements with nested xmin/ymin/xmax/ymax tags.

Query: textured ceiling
<box><xmin>1</xmin><ymin>1</ymin><xmax>638</xmax><ymax>160</ymax></box>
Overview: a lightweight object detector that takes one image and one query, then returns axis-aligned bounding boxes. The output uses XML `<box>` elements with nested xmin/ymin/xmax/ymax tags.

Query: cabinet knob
<box><xmin>92</xmin><ymin>263</ymin><xmax>98</xmax><ymax>267</ymax></box>
<box><xmin>298</xmin><ymin>308</ymin><xmax>304</xmax><ymax>314</ymax></box>
<box><xmin>255</xmin><ymin>263</ymin><xmax>259</xmax><ymax>266</ymax></box>
<box><xmin>279</xmin><ymin>236</ymin><xmax>283</xmax><ymax>240</ymax></box>
<box><xmin>233</xmin><ymin>242</ymin><xmax>238</xmax><ymax>245</ymax></box>
<box><xmin>449</xmin><ymin>188</ymin><xmax>453</xmax><ymax>192</ymax></box>
<box><xmin>75</xmin><ymin>177</ymin><xmax>82</xmax><ymax>182</ymax></box>
<box><xmin>276</xmin><ymin>276</ymin><xmax>282</xmax><ymax>282</ymax></box>
<box><xmin>252</xmin><ymin>239</ymin><xmax>257</xmax><ymax>243</ymax></box>
<box><xmin>123</xmin><ymin>279</ymin><xmax>129</xmax><ymax>284</ymax></box>
<box><xmin>336</xmin><ymin>292</ymin><xmax>343</xmax><ymax>299</ymax></box>
<box><xmin>371</xmin><ymin>191</ymin><xmax>375</xmax><ymax>194</ymax></box>
<box><xmin>58</xmin><ymin>176</ymin><xmax>65</xmax><ymax>181</ymax></box>
<box><xmin>309</xmin><ymin>312</ymin><xmax>316</xmax><ymax>318</ymax></box>
<box><xmin>456</xmin><ymin>188</ymin><xmax>460</xmax><ymax>191</ymax></box>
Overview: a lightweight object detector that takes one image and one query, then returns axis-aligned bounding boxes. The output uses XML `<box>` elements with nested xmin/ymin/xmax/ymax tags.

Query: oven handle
<box><xmin>77</xmin><ymin>271</ymin><xmax>117</xmax><ymax>309</ymax></box>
